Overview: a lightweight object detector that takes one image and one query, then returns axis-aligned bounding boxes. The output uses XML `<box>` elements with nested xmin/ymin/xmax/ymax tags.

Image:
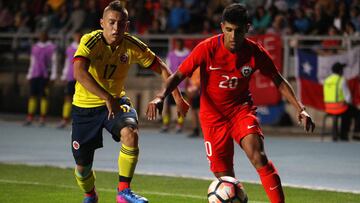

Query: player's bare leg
<box><xmin>117</xmin><ymin>127</ymin><xmax>148</xmax><ymax>203</ymax></box>
<box><xmin>241</xmin><ymin>134</ymin><xmax>284</xmax><ymax>203</ymax></box>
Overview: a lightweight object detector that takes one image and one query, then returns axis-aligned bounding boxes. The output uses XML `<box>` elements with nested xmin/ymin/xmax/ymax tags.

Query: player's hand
<box><xmin>146</xmin><ymin>96</ymin><xmax>164</xmax><ymax>120</ymax></box>
<box><xmin>175</xmin><ymin>98</ymin><xmax>190</xmax><ymax>118</ymax></box>
<box><xmin>105</xmin><ymin>96</ymin><xmax>119</xmax><ymax>120</ymax></box>
<box><xmin>298</xmin><ymin>110</ymin><xmax>315</xmax><ymax>133</ymax></box>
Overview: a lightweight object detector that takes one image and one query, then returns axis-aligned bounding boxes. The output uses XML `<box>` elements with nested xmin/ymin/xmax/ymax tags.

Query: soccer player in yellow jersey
<box><xmin>71</xmin><ymin>1</ymin><xmax>189</xmax><ymax>203</ymax></box>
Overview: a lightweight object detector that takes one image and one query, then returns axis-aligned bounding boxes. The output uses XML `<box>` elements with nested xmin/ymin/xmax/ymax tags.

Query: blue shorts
<box><xmin>71</xmin><ymin>97</ymin><xmax>138</xmax><ymax>165</ymax></box>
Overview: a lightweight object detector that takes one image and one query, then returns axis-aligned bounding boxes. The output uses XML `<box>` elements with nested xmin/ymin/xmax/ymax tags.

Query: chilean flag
<box><xmin>295</xmin><ymin>47</ymin><xmax>360</xmax><ymax>110</ymax></box>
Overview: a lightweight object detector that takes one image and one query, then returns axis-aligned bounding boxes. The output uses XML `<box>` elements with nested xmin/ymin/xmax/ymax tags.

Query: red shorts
<box><xmin>202</xmin><ymin>107</ymin><xmax>263</xmax><ymax>173</ymax></box>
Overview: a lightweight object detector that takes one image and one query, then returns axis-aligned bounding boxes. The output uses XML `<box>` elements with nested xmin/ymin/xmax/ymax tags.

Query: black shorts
<box><xmin>71</xmin><ymin>97</ymin><xmax>138</xmax><ymax>165</ymax></box>
<box><xmin>64</xmin><ymin>80</ymin><xmax>76</xmax><ymax>96</ymax></box>
<box><xmin>30</xmin><ymin>77</ymin><xmax>49</xmax><ymax>97</ymax></box>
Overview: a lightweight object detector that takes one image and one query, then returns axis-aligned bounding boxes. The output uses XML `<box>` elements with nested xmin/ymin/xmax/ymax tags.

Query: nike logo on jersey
<box><xmin>247</xmin><ymin>125</ymin><xmax>257</xmax><ymax>129</ymax></box>
<box><xmin>270</xmin><ymin>185</ymin><xmax>280</xmax><ymax>191</ymax></box>
<box><xmin>209</xmin><ymin>66</ymin><xmax>221</xmax><ymax>70</ymax></box>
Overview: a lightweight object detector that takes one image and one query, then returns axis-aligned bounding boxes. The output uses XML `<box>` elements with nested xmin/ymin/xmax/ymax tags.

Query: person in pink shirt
<box><xmin>25</xmin><ymin>31</ymin><xmax>57</xmax><ymax>126</ymax></box>
<box><xmin>57</xmin><ymin>32</ymin><xmax>81</xmax><ymax>128</ymax></box>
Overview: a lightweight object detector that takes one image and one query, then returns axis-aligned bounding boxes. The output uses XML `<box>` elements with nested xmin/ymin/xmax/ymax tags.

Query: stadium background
<box><xmin>0</xmin><ymin>0</ymin><xmax>359</xmax><ymax>128</ymax></box>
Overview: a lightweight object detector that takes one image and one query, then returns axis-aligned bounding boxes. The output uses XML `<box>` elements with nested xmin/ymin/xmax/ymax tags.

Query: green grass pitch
<box><xmin>0</xmin><ymin>163</ymin><xmax>359</xmax><ymax>203</ymax></box>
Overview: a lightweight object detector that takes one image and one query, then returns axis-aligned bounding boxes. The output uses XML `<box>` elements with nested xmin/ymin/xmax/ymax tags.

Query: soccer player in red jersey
<box><xmin>147</xmin><ymin>3</ymin><xmax>315</xmax><ymax>203</ymax></box>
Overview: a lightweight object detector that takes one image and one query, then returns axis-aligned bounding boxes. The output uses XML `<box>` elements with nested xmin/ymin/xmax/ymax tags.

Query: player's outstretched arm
<box><xmin>146</xmin><ymin>71</ymin><xmax>187</xmax><ymax>120</ymax></box>
<box><xmin>272</xmin><ymin>72</ymin><xmax>315</xmax><ymax>132</ymax></box>
<box><xmin>150</xmin><ymin>57</ymin><xmax>189</xmax><ymax>118</ymax></box>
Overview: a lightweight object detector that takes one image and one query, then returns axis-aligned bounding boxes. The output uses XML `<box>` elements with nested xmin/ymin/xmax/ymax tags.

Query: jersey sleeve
<box><xmin>125</xmin><ymin>34</ymin><xmax>156</xmax><ymax>68</ymax></box>
<box><xmin>135</xmin><ymin>47</ymin><xmax>156</xmax><ymax>68</ymax></box>
<box><xmin>178</xmin><ymin>42</ymin><xmax>206</xmax><ymax>77</ymax></box>
<box><xmin>74</xmin><ymin>33</ymin><xmax>92</xmax><ymax>60</ymax></box>
<box><xmin>255</xmin><ymin>44</ymin><xmax>280</xmax><ymax>78</ymax></box>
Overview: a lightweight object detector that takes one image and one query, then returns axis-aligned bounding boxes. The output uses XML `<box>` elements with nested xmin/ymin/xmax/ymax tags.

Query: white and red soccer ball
<box><xmin>208</xmin><ymin>176</ymin><xmax>248</xmax><ymax>203</ymax></box>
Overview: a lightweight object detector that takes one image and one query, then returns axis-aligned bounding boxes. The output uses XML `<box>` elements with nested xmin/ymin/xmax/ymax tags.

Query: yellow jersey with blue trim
<box><xmin>72</xmin><ymin>30</ymin><xmax>156</xmax><ymax>108</ymax></box>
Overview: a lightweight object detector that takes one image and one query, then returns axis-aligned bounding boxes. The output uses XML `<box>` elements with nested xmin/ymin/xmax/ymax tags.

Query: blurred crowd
<box><xmin>0</xmin><ymin>0</ymin><xmax>360</xmax><ymax>36</ymax></box>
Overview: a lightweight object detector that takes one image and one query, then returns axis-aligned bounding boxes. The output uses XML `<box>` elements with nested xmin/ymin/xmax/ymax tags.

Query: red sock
<box><xmin>118</xmin><ymin>182</ymin><xmax>130</xmax><ymax>191</ymax></box>
<box><xmin>257</xmin><ymin>161</ymin><xmax>285</xmax><ymax>203</ymax></box>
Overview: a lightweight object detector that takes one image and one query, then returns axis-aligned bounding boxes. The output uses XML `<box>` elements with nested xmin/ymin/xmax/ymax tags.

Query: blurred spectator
<box><xmin>266</xmin><ymin>14</ymin><xmax>289</xmax><ymax>35</ymax></box>
<box><xmin>293</xmin><ymin>7</ymin><xmax>311</xmax><ymax>34</ymax></box>
<box><xmin>167</xmin><ymin>0</ymin><xmax>190</xmax><ymax>33</ymax></box>
<box><xmin>57</xmin><ymin>31</ymin><xmax>81</xmax><ymax>129</ymax></box>
<box><xmin>131</xmin><ymin>1</ymin><xmax>152</xmax><ymax>34</ymax></box>
<box><xmin>273</xmin><ymin>0</ymin><xmax>289</xmax><ymax>13</ymax></box>
<box><xmin>24</xmin><ymin>31</ymin><xmax>57</xmax><ymax>126</ymax></box>
<box><xmin>349</xmin><ymin>6</ymin><xmax>360</xmax><ymax>32</ymax></box>
<box><xmin>147</xmin><ymin>19</ymin><xmax>164</xmax><ymax>34</ymax></box>
<box><xmin>316</xmin><ymin>0</ymin><xmax>336</xmax><ymax>18</ymax></box>
<box><xmin>239</xmin><ymin>0</ymin><xmax>269</xmax><ymax>15</ymax></box>
<box><xmin>35</xmin><ymin>3</ymin><xmax>55</xmax><ymax>32</ymax></box>
<box><xmin>0</xmin><ymin>0</ymin><xmax>14</xmax><ymax>32</ymax></box>
<box><xmin>13</xmin><ymin>1</ymin><xmax>31</xmax><ymax>33</ymax></box>
<box><xmin>333</xmin><ymin>1</ymin><xmax>349</xmax><ymax>31</ymax></box>
<box><xmin>201</xmin><ymin>19</ymin><xmax>216</xmax><ymax>35</ymax></box>
<box><xmin>52</xmin><ymin>4</ymin><xmax>69</xmax><ymax>34</ymax></box>
<box><xmin>161</xmin><ymin>38</ymin><xmax>190</xmax><ymax>133</ymax></box>
<box><xmin>344</xmin><ymin>21</ymin><xmax>360</xmax><ymax>36</ymax></box>
<box><xmin>252</xmin><ymin>6</ymin><xmax>272</xmax><ymax>34</ymax></box>
<box><xmin>310</xmin><ymin>3</ymin><xmax>333</xmax><ymax>35</ymax></box>
<box><xmin>61</xmin><ymin>0</ymin><xmax>85</xmax><ymax>37</ymax></box>
<box><xmin>343</xmin><ymin>21</ymin><xmax>360</xmax><ymax>47</ymax></box>
<box><xmin>82</xmin><ymin>0</ymin><xmax>101</xmax><ymax>32</ymax></box>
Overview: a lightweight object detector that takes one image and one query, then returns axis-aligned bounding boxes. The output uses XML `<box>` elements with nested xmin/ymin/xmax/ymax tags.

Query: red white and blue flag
<box><xmin>295</xmin><ymin>47</ymin><xmax>360</xmax><ymax>110</ymax></box>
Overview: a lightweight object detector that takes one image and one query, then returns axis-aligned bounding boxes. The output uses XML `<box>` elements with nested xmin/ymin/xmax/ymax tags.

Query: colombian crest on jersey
<box><xmin>240</xmin><ymin>66</ymin><xmax>252</xmax><ymax>78</ymax></box>
<box><xmin>120</xmin><ymin>53</ymin><xmax>129</xmax><ymax>63</ymax></box>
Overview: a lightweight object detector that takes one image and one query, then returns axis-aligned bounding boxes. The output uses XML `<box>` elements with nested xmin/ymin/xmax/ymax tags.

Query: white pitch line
<box><xmin>0</xmin><ymin>179</ymin><xmax>266</xmax><ymax>203</ymax></box>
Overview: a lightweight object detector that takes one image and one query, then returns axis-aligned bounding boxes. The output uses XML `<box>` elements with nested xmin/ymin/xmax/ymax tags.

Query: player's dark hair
<box><xmin>104</xmin><ymin>0</ymin><xmax>128</xmax><ymax>17</ymax></box>
<box><xmin>222</xmin><ymin>3</ymin><xmax>249</xmax><ymax>26</ymax></box>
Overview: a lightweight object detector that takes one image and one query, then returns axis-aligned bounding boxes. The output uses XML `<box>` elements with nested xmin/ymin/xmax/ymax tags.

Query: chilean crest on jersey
<box><xmin>240</xmin><ymin>66</ymin><xmax>252</xmax><ymax>78</ymax></box>
<box><xmin>120</xmin><ymin>53</ymin><xmax>129</xmax><ymax>63</ymax></box>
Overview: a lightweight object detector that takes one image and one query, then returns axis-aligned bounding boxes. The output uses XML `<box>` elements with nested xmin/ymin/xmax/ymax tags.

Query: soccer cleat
<box><xmin>159</xmin><ymin>126</ymin><xmax>169</xmax><ymax>133</ymax></box>
<box><xmin>175</xmin><ymin>125</ymin><xmax>183</xmax><ymax>134</ymax></box>
<box><xmin>24</xmin><ymin>115</ymin><xmax>33</xmax><ymax>126</ymax></box>
<box><xmin>117</xmin><ymin>188</ymin><xmax>148</xmax><ymax>203</ymax></box>
<box><xmin>83</xmin><ymin>193</ymin><xmax>98</xmax><ymax>203</ymax></box>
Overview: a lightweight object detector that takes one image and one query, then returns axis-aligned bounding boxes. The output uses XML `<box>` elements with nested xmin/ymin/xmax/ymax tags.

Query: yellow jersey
<box><xmin>72</xmin><ymin>30</ymin><xmax>155</xmax><ymax>108</ymax></box>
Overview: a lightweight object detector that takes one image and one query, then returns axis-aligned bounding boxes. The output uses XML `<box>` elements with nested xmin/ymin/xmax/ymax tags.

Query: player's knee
<box><xmin>120</xmin><ymin>126</ymin><xmax>139</xmax><ymax>145</ymax></box>
<box><xmin>111</xmin><ymin>117</ymin><xmax>138</xmax><ymax>142</ymax></box>
<box><xmin>75</xmin><ymin>164</ymin><xmax>92</xmax><ymax>178</ymax></box>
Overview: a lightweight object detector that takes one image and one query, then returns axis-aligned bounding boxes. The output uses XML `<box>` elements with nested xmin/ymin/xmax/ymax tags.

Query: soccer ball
<box><xmin>208</xmin><ymin>176</ymin><xmax>248</xmax><ymax>203</ymax></box>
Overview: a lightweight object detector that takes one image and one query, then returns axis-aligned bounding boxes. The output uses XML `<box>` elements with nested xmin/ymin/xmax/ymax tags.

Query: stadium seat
<box><xmin>321</xmin><ymin>113</ymin><xmax>341</xmax><ymax>142</ymax></box>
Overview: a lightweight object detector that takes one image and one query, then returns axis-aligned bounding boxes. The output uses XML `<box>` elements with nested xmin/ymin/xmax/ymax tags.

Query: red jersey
<box><xmin>178</xmin><ymin>34</ymin><xmax>279</xmax><ymax>127</ymax></box>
